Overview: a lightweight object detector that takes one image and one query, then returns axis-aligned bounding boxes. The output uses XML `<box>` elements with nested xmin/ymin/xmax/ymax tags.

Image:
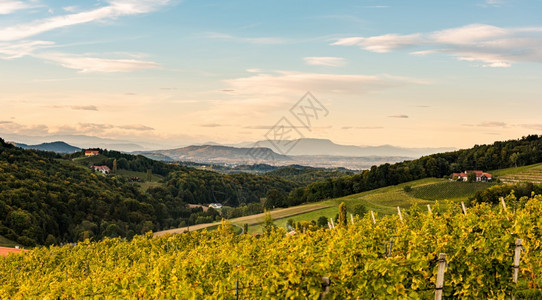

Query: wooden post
<box><xmin>330</xmin><ymin>218</ymin><xmax>335</xmax><ymax>229</ymax></box>
<box><xmin>427</xmin><ymin>204</ymin><xmax>432</xmax><ymax>214</ymax></box>
<box><xmin>327</xmin><ymin>222</ymin><xmax>332</xmax><ymax>230</ymax></box>
<box><xmin>370</xmin><ymin>211</ymin><xmax>376</xmax><ymax>224</ymax></box>
<box><xmin>461</xmin><ymin>202</ymin><xmax>467</xmax><ymax>216</ymax></box>
<box><xmin>513</xmin><ymin>239</ymin><xmax>523</xmax><ymax>283</ymax></box>
<box><xmin>321</xmin><ymin>276</ymin><xmax>330</xmax><ymax>299</ymax></box>
<box><xmin>397</xmin><ymin>206</ymin><xmax>403</xmax><ymax>223</ymax></box>
<box><xmin>435</xmin><ymin>253</ymin><xmax>446</xmax><ymax>300</ymax></box>
<box><xmin>512</xmin><ymin>239</ymin><xmax>522</xmax><ymax>300</ymax></box>
<box><xmin>350</xmin><ymin>213</ymin><xmax>355</xmax><ymax>225</ymax></box>
<box><xmin>501</xmin><ymin>197</ymin><xmax>507</xmax><ymax>211</ymax></box>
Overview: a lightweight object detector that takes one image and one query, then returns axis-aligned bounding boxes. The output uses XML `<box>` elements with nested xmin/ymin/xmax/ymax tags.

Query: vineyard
<box><xmin>2</xmin><ymin>197</ymin><xmax>542</xmax><ymax>299</ymax></box>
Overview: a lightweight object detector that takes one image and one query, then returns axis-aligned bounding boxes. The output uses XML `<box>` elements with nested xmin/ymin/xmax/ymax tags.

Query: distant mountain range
<box><xmin>1</xmin><ymin>133</ymin><xmax>158</xmax><ymax>152</ymax></box>
<box><xmin>135</xmin><ymin>144</ymin><xmax>415</xmax><ymax>170</ymax></box>
<box><xmin>234</xmin><ymin>138</ymin><xmax>455</xmax><ymax>157</ymax></box>
<box><xmin>15</xmin><ymin>141</ymin><xmax>81</xmax><ymax>154</ymax></box>
<box><xmin>3</xmin><ymin>134</ymin><xmax>456</xmax><ymax>169</ymax></box>
<box><xmin>135</xmin><ymin>145</ymin><xmax>292</xmax><ymax>164</ymax></box>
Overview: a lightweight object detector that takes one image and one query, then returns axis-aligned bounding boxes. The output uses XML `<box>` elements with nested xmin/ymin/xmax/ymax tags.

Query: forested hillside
<box><xmin>288</xmin><ymin>135</ymin><xmax>542</xmax><ymax>205</ymax></box>
<box><xmin>0</xmin><ymin>140</ymin><xmax>300</xmax><ymax>246</ymax></box>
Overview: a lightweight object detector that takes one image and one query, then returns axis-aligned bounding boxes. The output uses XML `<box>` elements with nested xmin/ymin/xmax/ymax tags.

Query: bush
<box><xmin>349</xmin><ymin>204</ymin><xmax>367</xmax><ymax>217</ymax></box>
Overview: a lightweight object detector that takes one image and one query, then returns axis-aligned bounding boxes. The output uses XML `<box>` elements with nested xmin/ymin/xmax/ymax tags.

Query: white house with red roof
<box><xmin>91</xmin><ymin>165</ymin><xmax>111</xmax><ymax>174</ymax></box>
<box><xmin>452</xmin><ymin>170</ymin><xmax>492</xmax><ymax>182</ymax></box>
<box><xmin>85</xmin><ymin>150</ymin><xmax>100</xmax><ymax>156</ymax></box>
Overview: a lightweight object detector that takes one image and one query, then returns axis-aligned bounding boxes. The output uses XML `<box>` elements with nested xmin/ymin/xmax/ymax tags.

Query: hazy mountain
<box><xmin>16</xmin><ymin>141</ymin><xmax>81</xmax><ymax>154</ymax></box>
<box><xmin>241</xmin><ymin>138</ymin><xmax>455</xmax><ymax>157</ymax></box>
<box><xmin>136</xmin><ymin>145</ymin><xmax>292</xmax><ymax>164</ymax></box>
<box><xmin>2</xmin><ymin>133</ymin><xmax>150</xmax><ymax>152</ymax></box>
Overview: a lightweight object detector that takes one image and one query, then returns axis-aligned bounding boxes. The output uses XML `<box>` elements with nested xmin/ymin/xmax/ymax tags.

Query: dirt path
<box><xmin>154</xmin><ymin>203</ymin><xmax>330</xmax><ymax>236</ymax></box>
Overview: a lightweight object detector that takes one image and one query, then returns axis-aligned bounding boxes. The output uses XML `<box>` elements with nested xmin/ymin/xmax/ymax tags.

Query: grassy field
<box><xmin>167</xmin><ymin>177</ymin><xmax>494</xmax><ymax>234</ymax></box>
<box><xmin>154</xmin><ymin>203</ymin><xmax>331</xmax><ymax>236</ymax></box>
<box><xmin>409</xmin><ymin>181</ymin><xmax>495</xmax><ymax>200</ymax></box>
<box><xmin>491</xmin><ymin>163</ymin><xmax>542</xmax><ymax>184</ymax></box>
<box><xmin>249</xmin><ymin>178</ymin><xmax>496</xmax><ymax>233</ymax></box>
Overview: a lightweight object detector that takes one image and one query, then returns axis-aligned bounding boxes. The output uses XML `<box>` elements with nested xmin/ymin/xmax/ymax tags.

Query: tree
<box><xmin>112</xmin><ymin>159</ymin><xmax>117</xmax><ymax>174</ymax></box>
<box><xmin>263</xmin><ymin>210</ymin><xmax>276</xmax><ymax>234</ymax></box>
<box><xmin>510</xmin><ymin>152</ymin><xmax>519</xmax><ymax>168</ymax></box>
<box><xmin>338</xmin><ymin>202</ymin><xmax>347</xmax><ymax>227</ymax></box>
<box><xmin>350</xmin><ymin>204</ymin><xmax>367</xmax><ymax>217</ymax></box>
<box><xmin>317</xmin><ymin>216</ymin><xmax>328</xmax><ymax>228</ymax></box>
<box><xmin>467</xmin><ymin>172</ymin><xmax>477</xmax><ymax>183</ymax></box>
<box><xmin>218</xmin><ymin>218</ymin><xmax>234</xmax><ymax>236</ymax></box>
<box><xmin>264</xmin><ymin>189</ymin><xmax>284</xmax><ymax>209</ymax></box>
<box><xmin>146</xmin><ymin>169</ymin><xmax>152</xmax><ymax>182</ymax></box>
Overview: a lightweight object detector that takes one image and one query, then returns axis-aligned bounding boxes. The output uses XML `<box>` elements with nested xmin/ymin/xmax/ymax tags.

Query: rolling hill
<box><xmin>15</xmin><ymin>141</ymin><xmax>81</xmax><ymax>153</ymax></box>
<box><xmin>135</xmin><ymin>145</ymin><xmax>292</xmax><ymax>163</ymax></box>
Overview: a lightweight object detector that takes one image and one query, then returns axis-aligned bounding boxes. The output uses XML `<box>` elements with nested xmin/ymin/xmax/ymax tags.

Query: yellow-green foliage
<box><xmin>2</xmin><ymin>198</ymin><xmax>542</xmax><ymax>299</ymax></box>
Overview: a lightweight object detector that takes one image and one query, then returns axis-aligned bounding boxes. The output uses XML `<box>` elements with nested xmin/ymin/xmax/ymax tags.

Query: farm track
<box><xmin>154</xmin><ymin>203</ymin><xmax>330</xmax><ymax>236</ymax></box>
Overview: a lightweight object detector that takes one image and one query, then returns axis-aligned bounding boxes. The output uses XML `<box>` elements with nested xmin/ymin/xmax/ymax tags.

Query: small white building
<box><xmin>92</xmin><ymin>165</ymin><xmax>111</xmax><ymax>174</ymax></box>
<box><xmin>209</xmin><ymin>203</ymin><xmax>223</xmax><ymax>209</ymax></box>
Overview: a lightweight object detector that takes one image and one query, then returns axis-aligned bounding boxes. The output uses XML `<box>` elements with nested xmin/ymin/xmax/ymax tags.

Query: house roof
<box><xmin>93</xmin><ymin>165</ymin><xmax>110</xmax><ymax>170</ymax></box>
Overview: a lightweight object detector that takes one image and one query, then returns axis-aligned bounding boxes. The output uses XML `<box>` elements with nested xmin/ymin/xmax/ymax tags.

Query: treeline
<box><xmin>153</xmin><ymin>169</ymin><xmax>300</xmax><ymax>207</ymax></box>
<box><xmin>266</xmin><ymin>165</ymin><xmax>354</xmax><ymax>185</ymax></box>
<box><xmin>470</xmin><ymin>182</ymin><xmax>542</xmax><ymax>206</ymax></box>
<box><xmin>286</xmin><ymin>135</ymin><xmax>542</xmax><ymax>205</ymax></box>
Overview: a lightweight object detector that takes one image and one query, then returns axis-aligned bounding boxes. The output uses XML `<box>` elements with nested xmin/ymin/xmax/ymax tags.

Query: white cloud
<box><xmin>0</xmin><ymin>0</ymin><xmax>33</xmax><ymax>14</ymax></box>
<box><xmin>224</xmin><ymin>71</ymin><xmax>426</xmax><ymax>96</ymax></box>
<box><xmin>333</xmin><ymin>34</ymin><xmax>423</xmax><ymax>53</ymax></box>
<box><xmin>0</xmin><ymin>0</ymin><xmax>170</xmax><ymax>41</ymax></box>
<box><xmin>0</xmin><ymin>0</ymin><xmax>169</xmax><ymax>72</ymax></box>
<box><xmin>36</xmin><ymin>52</ymin><xmax>159</xmax><ymax>73</ymax></box>
<box><xmin>333</xmin><ymin>24</ymin><xmax>542</xmax><ymax>67</ymax></box>
<box><xmin>304</xmin><ymin>56</ymin><xmax>345</xmax><ymax>67</ymax></box>
<box><xmin>0</xmin><ymin>40</ymin><xmax>54</xmax><ymax>59</ymax></box>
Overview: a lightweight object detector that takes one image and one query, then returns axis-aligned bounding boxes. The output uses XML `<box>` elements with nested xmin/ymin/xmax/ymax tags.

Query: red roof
<box><xmin>93</xmin><ymin>165</ymin><xmax>110</xmax><ymax>171</ymax></box>
<box><xmin>454</xmin><ymin>171</ymin><xmax>491</xmax><ymax>178</ymax></box>
<box><xmin>0</xmin><ymin>247</ymin><xmax>25</xmax><ymax>256</ymax></box>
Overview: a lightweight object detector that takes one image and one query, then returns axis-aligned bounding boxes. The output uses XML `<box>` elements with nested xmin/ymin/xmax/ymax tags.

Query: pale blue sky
<box><xmin>1</xmin><ymin>0</ymin><xmax>542</xmax><ymax>148</ymax></box>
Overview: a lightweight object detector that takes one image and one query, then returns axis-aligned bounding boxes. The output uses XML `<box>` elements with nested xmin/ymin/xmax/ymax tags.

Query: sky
<box><xmin>1</xmin><ymin>0</ymin><xmax>542</xmax><ymax>149</ymax></box>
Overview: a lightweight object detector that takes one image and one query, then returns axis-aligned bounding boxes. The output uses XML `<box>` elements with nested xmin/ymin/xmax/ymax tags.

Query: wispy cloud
<box><xmin>520</xmin><ymin>124</ymin><xmax>542</xmax><ymax>131</ymax></box>
<box><xmin>200</xmin><ymin>123</ymin><xmax>227</xmax><ymax>128</ymax></box>
<box><xmin>0</xmin><ymin>0</ymin><xmax>171</xmax><ymax>42</ymax></box>
<box><xmin>304</xmin><ymin>56</ymin><xmax>346</xmax><ymax>67</ymax></box>
<box><xmin>0</xmin><ymin>0</ymin><xmax>35</xmax><ymax>15</ymax></box>
<box><xmin>203</xmin><ymin>32</ymin><xmax>287</xmax><ymax>45</ymax></box>
<box><xmin>0</xmin><ymin>0</ymin><xmax>169</xmax><ymax>72</ymax></box>
<box><xmin>36</xmin><ymin>52</ymin><xmax>160</xmax><ymax>73</ymax></box>
<box><xmin>224</xmin><ymin>71</ymin><xmax>427</xmax><ymax>96</ymax></box>
<box><xmin>388</xmin><ymin>115</ymin><xmax>409</xmax><ymax>118</ymax></box>
<box><xmin>0</xmin><ymin>40</ymin><xmax>54</xmax><ymax>59</ymax></box>
<box><xmin>50</xmin><ymin>105</ymin><xmax>99</xmax><ymax>111</ymax></box>
<box><xmin>333</xmin><ymin>24</ymin><xmax>542</xmax><ymax>67</ymax></box>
